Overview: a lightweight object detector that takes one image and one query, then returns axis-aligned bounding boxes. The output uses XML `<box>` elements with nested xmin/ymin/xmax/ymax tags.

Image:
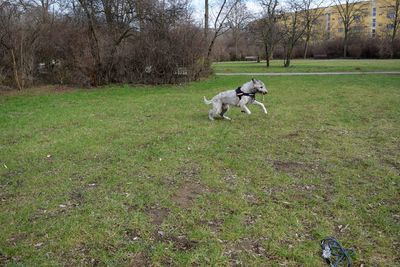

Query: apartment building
<box><xmin>314</xmin><ymin>0</ymin><xmax>397</xmax><ymax>39</ymax></box>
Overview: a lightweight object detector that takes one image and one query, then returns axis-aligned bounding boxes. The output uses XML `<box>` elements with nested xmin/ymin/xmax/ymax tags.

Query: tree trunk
<box><xmin>79</xmin><ymin>0</ymin><xmax>102</xmax><ymax>86</ymax></box>
<box><xmin>206</xmin><ymin>33</ymin><xmax>217</xmax><ymax>61</ymax></box>
<box><xmin>343</xmin><ymin>30</ymin><xmax>348</xmax><ymax>58</ymax></box>
<box><xmin>284</xmin><ymin>46</ymin><xmax>292</xmax><ymax>68</ymax></box>
<box><xmin>11</xmin><ymin>49</ymin><xmax>22</xmax><ymax>91</ymax></box>
<box><xmin>265</xmin><ymin>44</ymin><xmax>270</xmax><ymax>67</ymax></box>
<box><xmin>284</xmin><ymin>56</ymin><xmax>291</xmax><ymax>67</ymax></box>
<box><xmin>235</xmin><ymin>33</ymin><xmax>238</xmax><ymax>60</ymax></box>
<box><xmin>391</xmin><ymin>28</ymin><xmax>397</xmax><ymax>59</ymax></box>
<box><xmin>304</xmin><ymin>32</ymin><xmax>311</xmax><ymax>59</ymax></box>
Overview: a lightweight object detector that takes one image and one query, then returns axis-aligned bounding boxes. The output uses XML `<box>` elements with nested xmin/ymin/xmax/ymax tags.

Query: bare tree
<box><xmin>205</xmin><ymin>0</ymin><xmax>209</xmax><ymax>37</ymax></box>
<box><xmin>384</xmin><ymin>0</ymin><xmax>400</xmax><ymax>58</ymax></box>
<box><xmin>0</xmin><ymin>0</ymin><xmax>52</xmax><ymax>89</ymax></box>
<box><xmin>206</xmin><ymin>0</ymin><xmax>240</xmax><ymax>62</ymax></box>
<box><xmin>302</xmin><ymin>0</ymin><xmax>325</xmax><ymax>58</ymax></box>
<box><xmin>281</xmin><ymin>0</ymin><xmax>307</xmax><ymax>67</ymax></box>
<box><xmin>257</xmin><ymin>0</ymin><xmax>283</xmax><ymax>67</ymax></box>
<box><xmin>227</xmin><ymin>0</ymin><xmax>251</xmax><ymax>60</ymax></box>
<box><xmin>333</xmin><ymin>0</ymin><xmax>368</xmax><ymax>58</ymax></box>
<box><xmin>75</xmin><ymin>0</ymin><xmax>103</xmax><ymax>85</ymax></box>
<box><xmin>0</xmin><ymin>1</ymin><xmax>23</xmax><ymax>90</ymax></box>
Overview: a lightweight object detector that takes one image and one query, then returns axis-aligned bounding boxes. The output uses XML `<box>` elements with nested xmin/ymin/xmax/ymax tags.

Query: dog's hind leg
<box><xmin>208</xmin><ymin>109</ymin><xmax>215</xmax><ymax>120</ymax></box>
<box><xmin>220</xmin><ymin>104</ymin><xmax>231</xmax><ymax>120</ymax></box>
<box><xmin>209</xmin><ymin>101</ymin><xmax>222</xmax><ymax>121</ymax></box>
<box><xmin>253</xmin><ymin>100</ymin><xmax>268</xmax><ymax>114</ymax></box>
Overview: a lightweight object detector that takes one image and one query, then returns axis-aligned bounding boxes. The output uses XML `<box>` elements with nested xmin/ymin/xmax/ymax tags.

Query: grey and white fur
<box><xmin>203</xmin><ymin>78</ymin><xmax>268</xmax><ymax>121</ymax></box>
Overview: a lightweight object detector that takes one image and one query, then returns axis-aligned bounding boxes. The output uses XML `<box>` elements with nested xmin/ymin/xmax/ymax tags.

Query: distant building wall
<box><xmin>318</xmin><ymin>0</ymin><xmax>396</xmax><ymax>39</ymax></box>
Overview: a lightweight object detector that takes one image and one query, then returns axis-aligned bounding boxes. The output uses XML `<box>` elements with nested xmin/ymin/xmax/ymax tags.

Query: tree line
<box><xmin>215</xmin><ymin>0</ymin><xmax>400</xmax><ymax>65</ymax></box>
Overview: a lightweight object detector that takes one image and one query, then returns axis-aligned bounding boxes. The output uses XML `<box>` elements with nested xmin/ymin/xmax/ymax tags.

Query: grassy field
<box><xmin>1</xmin><ymin>74</ymin><xmax>399</xmax><ymax>266</ymax></box>
<box><xmin>213</xmin><ymin>59</ymin><xmax>400</xmax><ymax>73</ymax></box>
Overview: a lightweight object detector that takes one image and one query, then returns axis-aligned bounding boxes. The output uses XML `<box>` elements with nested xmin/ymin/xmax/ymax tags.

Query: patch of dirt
<box><xmin>146</xmin><ymin>207</ymin><xmax>169</xmax><ymax>226</ymax></box>
<box><xmin>0</xmin><ymin>85</ymin><xmax>77</xmax><ymax>96</ymax></box>
<box><xmin>129</xmin><ymin>252</ymin><xmax>149</xmax><ymax>267</ymax></box>
<box><xmin>199</xmin><ymin>219</ymin><xmax>223</xmax><ymax>234</ymax></box>
<box><xmin>223</xmin><ymin>169</ymin><xmax>238</xmax><ymax>186</ymax></box>
<box><xmin>273</xmin><ymin>161</ymin><xmax>310</xmax><ymax>172</ymax></box>
<box><xmin>244</xmin><ymin>214</ymin><xmax>262</xmax><ymax>226</ymax></box>
<box><xmin>155</xmin><ymin>233</ymin><xmax>197</xmax><ymax>251</ymax></box>
<box><xmin>177</xmin><ymin>164</ymin><xmax>201</xmax><ymax>179</ymax></box>
<box><xmin>69</xmin><ymin>190</ymin><xmax>85</xmax><ymax>205</ymax></box>
<box><xmin>282</xmin><ymin>131</ymin><xmax>300</xmax><ymax>139</ymax></box>
<box><xmin>273</xmin><ymin>160</ymin><xmax>326</xmax><ymax>175</ymax></box>
<box><xmin>125</xmin><ymin>203</ymin><xmax>139</xmax><ymax>213</ymax></box>
<box><xmin>0</xmin><ymin>191</ymin><xmax>15</xmax><ymax>204</ymax></box>
<box><xmin>224</xmin><ymin>238</ymin><xmax>270</xmax><ymax>265</ymax></box>
<box><xmin>53</xmin><ymin>85</ymin><xmax>76</xmax><ymax>92</ymax></box>
<box><xmin>7</xmin><ymin>232</ymin><xmax>28</xmax><ymax>246</ymax></box>
<box><xmin>172</xmin><ymin>182</ymin><xmax>207</xmax><ymax>209</ymax></box>
<box><xmin>1</xmin><ymin>168</ymin><xmax>25</xmax><ymax>182</ymax></box>
<box><xmin>28</xmin><ymin>208</ymin><xmax>53</xmax><ymax>222</ymax></box>
<box><xmin>243</xmin><ymin>193</ymin><xmax>261</xmax><ymax>205</ymax></box>
<box><xmin>29</xmin><ymin>200</ymin><xmax>82</xmax><ymax>223</ymax></box>
<box><xmin>125</xmin><ymin>229</ymin><xmax>141</xmax><ymax>242</ymax></box>
<box><xmin>169</xmin><ymin>235</ymin><xmax>197</xmax><ymax>251</ymax></box>
<box><xmin>292</xmin><ymin>184</ymin><xmax>317</xmax><ymax>193</ymax></box>
<box><xmin>0</xmin><ymin>252</ymin><xmax>15</xmax><ymax>266</ymax></box>
<box><xmin>61</xmin><ymin>243</ymin><xmax>103</xmax><ymax>266</ymax></box>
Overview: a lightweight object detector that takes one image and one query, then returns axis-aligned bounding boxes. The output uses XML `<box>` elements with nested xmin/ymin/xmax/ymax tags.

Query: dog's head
<box><xmin>252</xmin><ymin>78</ymin><xmax>268</xmax><ymax>94</ymax></box>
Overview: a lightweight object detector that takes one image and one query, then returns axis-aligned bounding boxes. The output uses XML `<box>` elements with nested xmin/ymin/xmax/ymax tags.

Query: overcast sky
<box><xmin>189</xmin><ymin>0</ymin><xmax>334</xmax><ymax>23</ymax></box>
<box><xmin>190</xmin><ymin>0</ymin><xmax>263</xmax><ymax>23</ymax></box>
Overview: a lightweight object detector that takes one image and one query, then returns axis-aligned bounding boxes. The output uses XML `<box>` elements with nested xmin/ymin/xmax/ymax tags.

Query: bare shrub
<box><xmin>0</xmin><ymin>0</ymin><xmax>209</xmax><ymax>90</ymax></box>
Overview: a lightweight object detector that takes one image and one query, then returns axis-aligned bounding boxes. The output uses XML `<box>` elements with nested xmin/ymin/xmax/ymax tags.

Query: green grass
<box><xmin>1</xmin><ymin>75</ymin><xmax>399</xmax><ymax>266</ymax></box>
<box><xmin>213</xmin><ymin>59</ymin><xmax>400</xmax><ymax>73</ymax></box>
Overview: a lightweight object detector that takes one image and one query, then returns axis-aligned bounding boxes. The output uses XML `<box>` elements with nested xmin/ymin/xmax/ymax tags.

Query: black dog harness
<box><xmin>235</xmin><ymin>87</ymin><xmax>255</xmax><ymax>100</ymax></box>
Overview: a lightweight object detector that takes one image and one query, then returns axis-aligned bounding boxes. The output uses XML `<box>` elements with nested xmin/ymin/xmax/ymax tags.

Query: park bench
<box><xmin>245</xmin><ymin>56</ymin><xmax>260</xmax><ymax>62</ymax></box>
<box><xmin>313</xmin><ymin>54</ymin><xmax>328</xmax><ymax>59</ymax></box>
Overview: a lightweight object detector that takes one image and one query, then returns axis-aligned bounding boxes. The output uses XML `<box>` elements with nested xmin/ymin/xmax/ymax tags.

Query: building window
<box><xmin>387</xmin><ymin>24</ymin><xmax>395</xmax><ymax>29</ymax></box>
<box><xmin>387</xmin><ymin>11</ymin><xmax>395</xmax><ymax>19</ymax></box>
<box><xmin>372</xmin><ymin>7</ymin><xmax>376</xmax><ymax>17</ymax></box>
<box><xmin>372</xmin><ymin>18</ymin><xmax>376</xmax><ymax>28</ymax></box>
<box><xmin>354</xmin><ymin>15</ymin><xmax>361</xmax><ymax>22</ymax></box>
<box><xmin>338</xmin><ymin>28</ymin><xmax>344</xmax><ymax>32</ymax></box>
<box><xmin>351</xmin><ymin>26</ymin><xmax>363</xmax><ymax>33</ymax></box>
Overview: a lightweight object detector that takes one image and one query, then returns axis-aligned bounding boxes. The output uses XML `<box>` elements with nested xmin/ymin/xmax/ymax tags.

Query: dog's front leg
<box><xmin>253</xmin><ymin>100</ymin><xmax>268</xmax><ymax>114</ymax></box>
<box><xmin>240</xmin><ymin>103</ymin><xmax>251</xmax><ymax>115</ymax></box>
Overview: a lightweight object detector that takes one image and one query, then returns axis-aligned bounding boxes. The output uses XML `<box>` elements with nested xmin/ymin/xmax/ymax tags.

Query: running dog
<box><xmin>203</xmin><ymin>78</ymin><xmax>268</xmax><ymax>120</ymax></box>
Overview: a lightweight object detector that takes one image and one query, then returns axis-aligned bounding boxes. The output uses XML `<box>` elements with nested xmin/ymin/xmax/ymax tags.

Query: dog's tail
<box><xmin>203</xmin><ymin>96</ymin><xmax>212</xmax><ymax>105</ymax></box>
